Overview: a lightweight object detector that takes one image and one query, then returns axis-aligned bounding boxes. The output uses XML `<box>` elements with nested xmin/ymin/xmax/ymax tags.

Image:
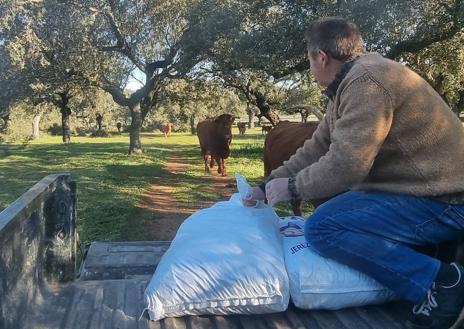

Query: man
<box><xmin>245</xmin><ymin>17</ymin><xmax>464</xmax><ymax>329</ymax></box>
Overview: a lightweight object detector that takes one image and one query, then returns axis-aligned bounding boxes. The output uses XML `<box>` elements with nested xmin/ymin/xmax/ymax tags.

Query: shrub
<box><xmin>4</xmin><ymin>107</ymin><xmax>34</xmax><ymax>143</ymax></box>
<box><xmin>47</xmin><ymin>123</ymin><xmax>62</xmax><ymax>136</ymax></box>
<box><xmin>76</xmin><ymin>127</ymin><xmax>91</xmax><ymax>137</ymax></box>
<box><xmin>90</xmin><ymin>130</ymin><xmax>110</xmax><ymax>137</ymax></box>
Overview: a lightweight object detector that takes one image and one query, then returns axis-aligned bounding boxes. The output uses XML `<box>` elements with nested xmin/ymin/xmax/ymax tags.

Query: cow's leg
<box><xmin>209</xmin><ymin>156</ymin><xmax>215</xmax><ymax>169</ymax></box>
<box><xmin>291</xmin><ymin>199</ymin><xmax>303</xmax><ymax>216</ymax></box>
<box><xmin>201</xmin><ymin>149</ymin><xmax>210</xmax><ymax>172</ymax></box>
<box><xmin>213</xmin><ymin>155</ymin><xmax>222</xmax><ymax>175</ymax></box>
<box><xmin>204</xmin><ymin>155</ymin><xmax>210</xmax><ymax>172</ymax></box>
<box><xmin>220</xmin><ymin>158</ymin><xmax>228</xmax><ymax>176</ymax></box>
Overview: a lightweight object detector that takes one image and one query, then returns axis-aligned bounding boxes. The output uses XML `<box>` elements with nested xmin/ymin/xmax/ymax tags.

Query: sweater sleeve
<box><xmin>269</xmin><ymin>113</ymin><xmax>331</xmax><ymax>179</ymax></box>
<box><xmin>294</xmin><ymin>75</ymin><xmax>394</xmax><ymax>200</ymax></box>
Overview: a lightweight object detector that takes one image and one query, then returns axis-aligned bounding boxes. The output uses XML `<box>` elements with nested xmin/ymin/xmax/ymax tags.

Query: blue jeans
<box><xmin>304</xmin><ymin>191</ymin><xmax>464</xmax><ymax>303</ymax></box>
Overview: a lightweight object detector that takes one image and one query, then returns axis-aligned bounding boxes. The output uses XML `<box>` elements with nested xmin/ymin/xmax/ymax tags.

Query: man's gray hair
<box><xmin>305</xmin><ymin>17</ymin><xmax>365</xmax><ymax>61</ymax></box>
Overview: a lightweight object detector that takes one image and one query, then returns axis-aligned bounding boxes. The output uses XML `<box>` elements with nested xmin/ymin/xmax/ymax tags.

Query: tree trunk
<box><xmin>190</xmin><ymin>115</ymin><xmax>196</xmax><ymax>135</ymax></box>
<box><xmin>128</xmin><ymin>103</ymin><xmax>143</xmax><ymax>154</ymax></box>
<box><xmin>0</xmin><ymin>112</ymin><xmax>10</xmax><ymax>133</ymax></box>
<box><xmin>301</xmin><ymin>111</ymin><xmax>309</xmax><ymax>123</ymax></box>
<box><xmin>262</xmin><ymin>111</ymin><xmax>280</xmax><ymax>126</ymax></box>
<box><xmin>254</xmin><ymin>91</ymin><xmax>280</xmax><ymax>126</ymax></box>
<box><xmin>61</xmin><ymin>106</ymin><xmax>71</xmax><ymax>143</ymax></box>
<box><xmin>31</xmin><ymin>113</ymin><xmax>42</xmax><ymax>140</ymax></box>
<box><xmin>246</xmin><ymin>104</ymin><xmax>255</xmax><ymax>128</ymax></box>
<box><xmin>96</xmin><ymin>114</ymin><xmax>103</xmax><ymax>131</ymax></box>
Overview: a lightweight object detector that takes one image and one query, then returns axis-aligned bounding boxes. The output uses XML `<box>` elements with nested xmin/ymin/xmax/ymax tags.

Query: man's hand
<box><xmin>242</xmin><ymin>186</ymin><xmax>266</xmax><ymax>207</ymax></box>
<box><xmin>265</xmin><ymin>178</ymin><xmax>291</xmax><ymax>206</ymax></box>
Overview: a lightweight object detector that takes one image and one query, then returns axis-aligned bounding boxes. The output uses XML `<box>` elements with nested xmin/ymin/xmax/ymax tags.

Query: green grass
<box><xmin>2</xmin><ymin>128</ymin><xmax>305</xmax><ymax>243</ymax></box>
<box><xmin>0</xmin><ymin>134</ymin><xmax>169</xmax><ymax>243</ymax></box>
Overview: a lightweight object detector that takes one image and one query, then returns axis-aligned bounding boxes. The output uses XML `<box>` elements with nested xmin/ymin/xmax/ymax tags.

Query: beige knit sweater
<box><xmin>270</xmin><ymin>53</ymin><xmax>464</xmax><ymax>202</ymax></box>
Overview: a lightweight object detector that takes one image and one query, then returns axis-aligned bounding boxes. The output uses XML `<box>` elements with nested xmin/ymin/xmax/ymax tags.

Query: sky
<box><xmin>126</xmin><ymin>68</ymin><xmax>145</xmax><ymax>92</ymax></box>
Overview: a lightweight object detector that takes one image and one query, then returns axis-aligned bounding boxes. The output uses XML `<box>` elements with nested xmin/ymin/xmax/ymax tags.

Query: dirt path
<box><xmin>136</xmin><ymin>153</ymin><xmax>236</xmax><ymax>240</ymax></box>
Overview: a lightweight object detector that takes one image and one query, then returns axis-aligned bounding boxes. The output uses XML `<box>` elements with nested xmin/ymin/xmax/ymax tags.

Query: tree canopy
<box><xmin>1</xmin><ymin>0</ymin><xmax>463</xmax><ymax>146</ymax></box>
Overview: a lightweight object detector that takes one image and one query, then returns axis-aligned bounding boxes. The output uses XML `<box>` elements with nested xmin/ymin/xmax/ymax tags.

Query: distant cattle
<box><xmin>261</xmin><ymin>125</ymin><xmax>273</xmax><ymax>135</ymax></box>
<box><xmin>237</xmin><ymin>122</ymin><xmax>247</xmax><ymax>135</ymax></box>
<box><xmin>197</xmin><ymin>114</ymin><xmax>236</xmax><ymax>176</ymax></box>
<box><xmin>162</xmin><ymin>123</ymin><xmax>173</xmax><ymax>137</ymax></box>
<box><xmin>264</xmin><ymin>121</ymin><xmax>319</xmax><ymax>215</ymax></box>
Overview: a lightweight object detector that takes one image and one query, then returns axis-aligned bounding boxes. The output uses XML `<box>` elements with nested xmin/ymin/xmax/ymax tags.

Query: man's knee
<box><xmin>304</xmin><ymin>211</ymin><xmax>336</xmax><ymax>253</ymax></box>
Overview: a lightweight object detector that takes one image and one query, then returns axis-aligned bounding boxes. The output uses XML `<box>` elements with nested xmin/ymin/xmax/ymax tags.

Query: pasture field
<box><xmin>0</xmin><ymin>127</ymin><xmax>308</xmax><ymax>244</ymax></box>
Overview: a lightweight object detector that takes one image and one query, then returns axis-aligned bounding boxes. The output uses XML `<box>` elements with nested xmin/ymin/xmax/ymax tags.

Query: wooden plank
<box><xmin>331</xmin><ymin>307</ymin><xmax>375</xmax><ymax>329</ymax></box>
<box><xmin>61</xmin><ymin>287</ymin><xmax>85</xmax><ymax>329</ymax></box>
<box><xmin>301</xmin><ymin>308</ymin><xmax>348</xmax><ymax>329</ymax></box>
<box><xmin>25</xmin><ymin>283</ymin><xmax>74</xmax><ymax>329</ymax></box>
<box><xmin>356</xmin><ymin>305</ymin><xmax>407</xmax><ymax>329</ymax></box>
<box><xmin>283</xmin><ymin>307</ymin><xmax>308</xmax><ymax>329</ymax></box>
<box><xmin>111</xmin><ymin>281</ymin><xmax>129</xmax><ymax>329</ymax></box>
<box><xmin>187</xmin><ymin>315</ymin><xmax>216</xmax><ymax>329</ymax></box>
<box><xmin>211</xmin><ymin>315</ymin><xmax>242</xmax><ymax>329</ymax></box>
<box><xmin>99</xmin><ymin>282</ymin><xmax>116</xmax><ymax>329</ymax></box>
<box><xmin>88</xmin><ymin>285</ymin><xmax>105</xmax><ymax>329</ymax></box>
<box><xmin>146</xmin><ymin>319</ymin><xmax>162</xmax><ymax>329</ymax></box>
<box><xmin>122</xmin><ymin>281</ymin><xmax>142</xmax><ymax>329</ymax></box>
<box><xmin>240</xmin><ymin>314</ymin><xmax>279</xmax><ymax>329</ymax></box>
<box><xmin>162</xmin><ymin>316</ymin><xmax>187</xmax><ymax>329</ymax></box>
<box><xmin>289</xmin><ymin>307</ymin><xmax>323</xmax><ymax>329</ymax></box>
<box><xmin>262</xmin><ymin>312</ymin><xmax>293</xmax><ymax>329</ymax></box>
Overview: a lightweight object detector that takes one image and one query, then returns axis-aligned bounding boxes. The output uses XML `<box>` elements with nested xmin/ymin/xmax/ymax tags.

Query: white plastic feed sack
<box><xmin>279</xmin><ymin>216</ymin><xmax>396</xmax><ymax>310</ymax></box>
<box><xmin>144</xmin><ymin>189</ymin><xmax>289</xmax><ymax>320</ymax></box>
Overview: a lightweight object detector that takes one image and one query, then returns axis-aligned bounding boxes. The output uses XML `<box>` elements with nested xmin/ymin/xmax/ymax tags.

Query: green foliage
<box><xmin>283</xmin><ymin>73</ymin><xmax>325</xmax><ymax>108</ymax></box>
<box><xmin>179</xmin><ymin>0</ymin><xmax>464</xmax><ymax>114</ymax></box>
<box><xmin>70</xmin><ymin>89</ymin><xmax>129</xmax><ymax>131</ymax></box>
<box><xmin>2</xmin><ymin>106</ymin><xmax>34</xmax><ymax>143</ymax></box>
<box><xmin>403</xmin><ymin>32</ymin><xmax>464</xmax><ymax>114</ymax></box>
<box><xmin>153</xmin><ymin>78</ymin><xmax>247</xmax><ymax>132</ymax></box>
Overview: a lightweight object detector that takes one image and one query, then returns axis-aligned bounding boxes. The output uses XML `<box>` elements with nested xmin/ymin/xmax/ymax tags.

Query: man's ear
<box><xmin>318</xmin><ymin>49</ymin><xmax>329</xmax><ymax>68</ymax></box>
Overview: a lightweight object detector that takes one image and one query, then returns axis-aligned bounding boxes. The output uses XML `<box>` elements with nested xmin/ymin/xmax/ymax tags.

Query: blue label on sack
<box><xmin>279</xmin><ymin>221</ymin><xmax>304</xmax><ymax>237</ymax></box>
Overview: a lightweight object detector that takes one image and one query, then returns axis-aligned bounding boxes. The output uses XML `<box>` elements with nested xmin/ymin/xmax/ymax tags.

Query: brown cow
<box><xmin>261</xmin><ymin>125</ymin><xmax>272</xmax><ymax>135</ymax></box>
<box><xmin>162</xmin><ymin>122</ymin><xmax>173</xmax><ymax>137</ymax></box>
<box><xmin>237</xmin><ymin>122</ymin><xmax>247</xmax><ymax>135</ymax></box>
<box><xmin>264</xmin><ymin>121</ymin><xmax>319</xmax><ymax>216</ymax></box>
<box><xmin>197</xmin><ymin>114</ymin><xmax>235</xmax><ymax>176</ymax></box>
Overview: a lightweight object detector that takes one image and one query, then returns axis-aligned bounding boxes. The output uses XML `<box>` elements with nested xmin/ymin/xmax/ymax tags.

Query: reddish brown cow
<box><xmin>237</xmin><ymin>122</ymin><xmax>247</xmax><ymax>135</ymax></box>
<box><xmin>264</xmin><ymin>121</ymin><xmax>319</xmax><ymax>216</ymax></box>
<box><xmin>261</xmin><ymin>125</ymin><xmax>273</xmax><ymax>135</ymax></box>
<box><xmin>197</xmin><ymin>114</ymin><xmax>235</xmax><ymax>176</ymax></box>
<box><xmin>162</xmin><ymin>123</ymin><xmax>173</xmax><ymax>137</ymax></box>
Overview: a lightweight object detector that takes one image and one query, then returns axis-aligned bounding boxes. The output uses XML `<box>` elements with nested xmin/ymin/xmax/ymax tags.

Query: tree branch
<box><xmin>65</xmin><ymin>0</ymin><xmax>146</xmax><ymax>72</ymax></box>
<box><xmin>288</xmin><ymin>105</ymin><xmax>324</xmax><ymax>121</ymax></box>
<box><xmin>100</xmin><ymin>84</ymin><xmax>130</xmax><ymax>107</ymax></box>
<box><xmin>99</xmin><ymin>9</ymin><xmax>146</xmax><ymax>73</ymax></box>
